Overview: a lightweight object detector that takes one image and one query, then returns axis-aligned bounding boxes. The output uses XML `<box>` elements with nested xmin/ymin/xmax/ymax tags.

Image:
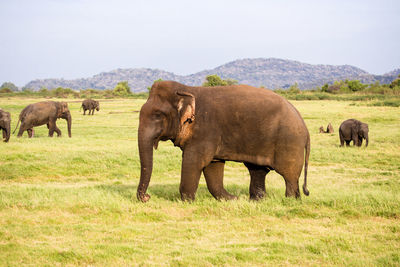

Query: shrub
<box><xmin>0</xmin><ymin>88</ymin><xmax>12</xmax><ymax>93</ymax></box>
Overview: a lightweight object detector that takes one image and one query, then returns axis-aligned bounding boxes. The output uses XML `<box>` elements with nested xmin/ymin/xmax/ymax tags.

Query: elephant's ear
<box><xmin>176</xmin><ymin>91</ymin><xmax>195</xmax><ymax>126</ymax></box>
<box><xmin>352</xmin><ymin>121</ymin><xmax>362</xmax><ymax>137</ymax></box>
<box><xmin>61</xmin><ymin>102</ymin><xmax>68</xmax><ymax>113</ymax></box>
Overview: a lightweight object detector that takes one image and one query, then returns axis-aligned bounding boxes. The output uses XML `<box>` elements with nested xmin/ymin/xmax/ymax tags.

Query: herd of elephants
<box><xmin>0</xmin><ymin>81</ymin><xmax>369</xmax><ymax>202</ymax></box>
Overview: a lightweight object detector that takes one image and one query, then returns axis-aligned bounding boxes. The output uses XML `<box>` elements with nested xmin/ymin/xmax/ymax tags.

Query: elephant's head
<box><xmin>137</xmin><ymin>81</ymin><xmax>195</xmax><ymax>202</ymax></box>
<box><xmin>0</xmin><ymin>109</ymin><xmax>11</xmax><ymax>142</ymax></box>
<box><xmin>359</xmin><ymin>123</ymin><xmax>369</xmax><ymax>147</ymax></box>
<box><xmin>319</xmin><ymin>126</ymin><xmax>325</xmax><ymax>133</ymax></box>
<box><xmin>95</xmin><ymin>101</ymin><xmax>100</xmax><ymax>111</ymax></box>
<box><xmin>57</xmin><ymin>102</ymin><xmax>72</xmax><ymax>138</ymax></box>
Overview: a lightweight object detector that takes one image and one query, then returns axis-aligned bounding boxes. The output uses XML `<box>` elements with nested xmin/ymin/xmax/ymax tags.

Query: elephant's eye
<box><xmin>152</xmin><ymin>111</ymin><xmax>163</xmax><ymax>120</ymax></box>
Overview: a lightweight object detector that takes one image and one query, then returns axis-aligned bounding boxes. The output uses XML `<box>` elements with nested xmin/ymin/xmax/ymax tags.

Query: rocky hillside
<box><xmin>24</xmin><ymin>58</ymin><xmax>400</xmax><ymax>92</ymax></box>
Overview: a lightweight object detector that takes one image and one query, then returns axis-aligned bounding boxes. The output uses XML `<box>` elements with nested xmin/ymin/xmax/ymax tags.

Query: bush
<box><xmin>113</xmin><ymin>81</ymin><xmax>131</xmax><ymax>96</ymax></box>
<box><xmin>202</xmin><ymin>74</ymin><xmax>238</xmax><ymax>87</ymax></box>
<box><xmin>370</xmin><ymin>100</ymin><xmax>400</xmax><ymax>107</ymax></box>
<box><xmin>0</xmin><ymin>88</ymin><xmax>12</xmax><ymax>93</ymax></box>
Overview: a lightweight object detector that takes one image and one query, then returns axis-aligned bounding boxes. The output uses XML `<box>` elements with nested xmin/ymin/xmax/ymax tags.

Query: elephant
<box><xmin>339</xmin><ymin>119</ymin><xmax>368</xmax><ymax>147</ymax></box>
<box><xmin>13</xmin><ymin>101</ymin><xmax>72</xmax><ymax>138</ymax></box>
<box><xmin>80</xmin><ymin>99</ymin><xmax>99</xmax><ymax>115</ymax></box>
<box><xmin>0</xmin><ymin>108</ymin><xmax>11</xmax><ymax>142</ymax></box>
<box><xmin>137</xmin><ymin>81</ymin><xmax>310</xmax><ymax>202</ymax></box>
<box><xmin>319</xmin><ymin>123</ymin><xmax>334</xmax><ymax>133</ymax></box>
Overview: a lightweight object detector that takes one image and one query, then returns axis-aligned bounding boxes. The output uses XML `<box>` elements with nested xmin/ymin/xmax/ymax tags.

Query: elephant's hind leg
<box><xmin>17</xmin><ymin>123</ymin><xmax>26</xmax><ymax>137</ymax></box>
<box><xmin>245</xmin><ymin>162</ymin><xmax>270</xmax><ymax>200</ymax></box>
<box><xmin>203</xmin><ymin>161</ymin><xmax>237</xmax><ymax>200</ymax></box>
<box><xmin>280</xmin><ymin>169</ymin><xmax>301</xmax><ymax>198</ymax></box>
<box><xmin>27</xmin><ymin>128</ymin><xmax>34</xmax><ymax>138</ymax></box>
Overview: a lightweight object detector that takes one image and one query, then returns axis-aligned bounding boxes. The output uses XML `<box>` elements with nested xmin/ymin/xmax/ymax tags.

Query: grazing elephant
<box><xmin>13</xmin><ymin>101</ymin><xmax>72</xmax><ymax>138</ymax></box>
<box><xmin>319</xmin><ymin>123</ymin><xmax>334</xmax><ymax>133</ymax></box>
<box><xmin>0</xmin><ymin>108</ymin><xmax>11</xmax><ymax>142</ymax></box>
<box><xmin>339</xmin><ymin>119</ymin><xmax>368</xmax><ymax>147</ymax></box>
<box><xmin>137</xmin><ymin>81</ymin><xmax>310</xmax><ymax>202</ymax></box>
<box><xmin>80</xmin><ymin>99</ymin><xmax>99</xmax><ymax>115</ymax></box>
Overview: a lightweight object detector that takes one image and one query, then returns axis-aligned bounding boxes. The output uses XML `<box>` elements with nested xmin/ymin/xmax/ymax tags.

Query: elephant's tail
<box><xmin>12</xmin><ymin>118</ymin><xmax>21</xmax><ymax>134</ymax></box>
<box><xmin>303</xmin><ymin>133</ymin><xmax>310</xmax><ymax>196</ymax></box>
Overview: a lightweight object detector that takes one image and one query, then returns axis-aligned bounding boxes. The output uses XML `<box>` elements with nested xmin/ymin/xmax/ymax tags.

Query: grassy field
<box><xmin>0</xmin><ymin>97</ymin><xmax>399</xmax><ymax>266</ymax></box>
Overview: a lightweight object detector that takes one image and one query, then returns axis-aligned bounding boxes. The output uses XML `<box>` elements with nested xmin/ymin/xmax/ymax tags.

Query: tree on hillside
<box><xmin>389</xmin><ymin>74</ymin><xmax>400</xmax><ymax>88</ymax></box>
<box><xmin>0</xmin><ymin>82</ymin><xmax>18</xmax><ymax>91</ymax></box>
<box><xmin>202</xmin><ymin>74</ymin><xmax>238</xmax><ymax>87</ymax></box>
<box><xmin>113</xmin><ymin>81</ymin><xmax>131</xmax><ymax>95</ymax></box>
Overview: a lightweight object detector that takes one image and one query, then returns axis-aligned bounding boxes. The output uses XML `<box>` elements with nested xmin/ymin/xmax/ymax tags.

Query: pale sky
<box><xmin>1</xmin><ymin>0</ymin><xmax>399</xmax><ymax>86</ymax></box>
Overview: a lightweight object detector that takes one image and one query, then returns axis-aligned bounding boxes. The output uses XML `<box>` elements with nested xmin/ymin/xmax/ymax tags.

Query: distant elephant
<box><xmin>80</xmin><ymin>99</ymin><xmax>99</xmax><ymax>115</ymax></box>
<box><xmin>137</xmin><ymin>81</ymin><xmax>310</xmax><ymax>202</ymax></box>
<box><xmin>339</xmin><ymin>119</ymin><xmax>368</xmax><ymax>147</ymax></box>
<box><xmin>319</xmin><ymin>123</ymin><xmax>334</xmax><ymax>133</ymax></box>
<box><xmin>13</xmin><ymin>101</ymin><xmax>72</xmax><ymax>138</ymax></box>
<box><xmin>0</xmin><ymin>108</ymin><xmax>11</xmax><ymax>142</ymax></box>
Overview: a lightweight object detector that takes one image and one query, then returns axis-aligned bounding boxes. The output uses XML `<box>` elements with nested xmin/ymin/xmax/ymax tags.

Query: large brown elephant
<box><xmin>339</xmin><ymin>119</ymin><xmax>368</xmax><ymax>147</ymax></box>
<box><xmin>137</xmin><ymin>81</ymin><xmax>310</xmax><ymax>202</ymax></box>
<box><xmin>0</xmin><ymin>108</ymin><xmax>11</xmax><ymax>142</ymax></box>
<box><xmin>14</xmin><ymin>101</ymin><xmax>72</xmax><ymax>138</ymax></box>
<box><xmin>80</xmin><ymin>99</ymin><xmax>99</xmax><ymax>115</ymax></box>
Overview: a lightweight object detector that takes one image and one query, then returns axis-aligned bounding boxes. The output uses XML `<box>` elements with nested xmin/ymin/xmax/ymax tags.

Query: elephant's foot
<box><xmin>137</xmin><ymin>192</ymin><xmax>151</xmax><ymax>203</ymax></box>
<box><xmin>250</xmin><ymin>190</ymin><xmax>266</xmax><ymax>201</ymax></box>
<box><xmin>214</xmin><ymin>190</ymin><xmax>238</xmax><ymax>201</ymax></box>
<box><xmin>285</xmin><ymin>182</ymin><xmax>300</xmax><ymax>199</ymax></box>
<box><xmin>180</xmin><ymin>192</ymin><xmax>196</xmax><ymax>202</ymax></box>
<box><xmin>219</xmin><ymin>193</ymin><xmax>238</xmax><ymax>201</ymax></box>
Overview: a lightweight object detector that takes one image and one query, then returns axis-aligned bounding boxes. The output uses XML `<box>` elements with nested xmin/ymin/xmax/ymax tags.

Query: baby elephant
<box><xmin>81</xmin><ymin>99</ymin><xmax>99</xmax><ymax>115</ymax></box>
<box><xmin>339</xmin><ymin>119</ymin><xmax>368</xmax><ymax>147</ymax></box>
<box><xmin>319</xmin><ymin>123</ymin><xmax>334</xmax><ymax>133</ymax></box>
<box><xmin>0</xmin><ymin>108</ymin><xmax>11</xmax><ymax>142</ymax></box>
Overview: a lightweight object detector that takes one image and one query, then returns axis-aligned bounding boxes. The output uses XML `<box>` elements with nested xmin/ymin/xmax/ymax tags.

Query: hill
<box><xmin>24</xmin><ymin>58</ymin><xmax>400</xmax><ymax>92</ymax></box>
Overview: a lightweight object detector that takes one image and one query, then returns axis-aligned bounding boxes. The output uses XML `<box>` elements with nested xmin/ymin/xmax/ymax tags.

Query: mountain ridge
<box><xmin>24</xmin><ymin>58</ymin><xmax>400</xmax><ymax>92</ymax></box>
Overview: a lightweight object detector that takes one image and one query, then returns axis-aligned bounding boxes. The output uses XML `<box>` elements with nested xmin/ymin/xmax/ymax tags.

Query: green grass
<box><xmin>0</xmin><ymin>98</ymin><xmax>399</xmax><ymax>266</ymax></box>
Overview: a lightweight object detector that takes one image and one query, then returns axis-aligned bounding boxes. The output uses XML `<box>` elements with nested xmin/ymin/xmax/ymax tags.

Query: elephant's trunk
<box><xmin>4</xmin><ymin>124</ymin><xmax>10</xmax><ymax>142</ymax></box>
<box><xmin>365</xmin><ymin>134</ymin><xmax>369</xmax><ymax>147</ymax></box>
<box><xmin>137</xmin><ymin>126</ymin><xmax>154</xmax><ymax>203</ymax></box>
<box><xmin>66</xmin><ymin>112</ymin><xmax>72</xmax><ymax>138</ymax></box>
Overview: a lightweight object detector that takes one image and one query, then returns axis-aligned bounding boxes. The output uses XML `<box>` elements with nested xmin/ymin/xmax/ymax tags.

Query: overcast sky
<box><xmin>1</xmin><ymin>0</ymin><xmax>399</xmax><ymax>86</ymax></box>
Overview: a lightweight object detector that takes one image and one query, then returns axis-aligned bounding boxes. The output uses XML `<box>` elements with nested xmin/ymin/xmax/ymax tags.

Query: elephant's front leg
<box><xmin>54</xmin><ymin>125</ymin><xmax>62</xmax><ymax>137</ymax></box>
<box><xmin>47</xmin><ymin>120</ymin><xmax>58</xmax><ymax>137</ymax></box>
<box><xmin>203</xmin><ymin>161</ymin><xmax>237</xmax><ymax>200</ymax></box>
<box><xmin>180</xmin><ymin>148</ymin><xmax>212</xmax><ymax>201</ymax></box>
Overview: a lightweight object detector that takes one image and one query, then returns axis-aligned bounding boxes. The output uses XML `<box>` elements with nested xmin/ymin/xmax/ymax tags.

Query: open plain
<box><xmin>0</xmin><ymin>98</ymin><xmax>399</xmax><ymax>266</ymax></box>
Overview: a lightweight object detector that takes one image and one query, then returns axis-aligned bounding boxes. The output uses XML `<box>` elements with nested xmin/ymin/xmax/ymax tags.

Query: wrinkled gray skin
<box><xmin>14</xmin><ymin>101</ymin><xmax>72</xmax><ymax>138</ymax></box>
<box><xmin>0</xmin><ymin>108</ymin><xmax>11</xmax><ymax>142</ymax></box>
<box><xmin>339</xmin><ymin>119</ymin><xmax>368</xmax><ymax>147</ymax></box>
<box><xmin>81</xmin><ymin>99</ymin><xmax>99</xmax><ymax>115</ymax></box>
